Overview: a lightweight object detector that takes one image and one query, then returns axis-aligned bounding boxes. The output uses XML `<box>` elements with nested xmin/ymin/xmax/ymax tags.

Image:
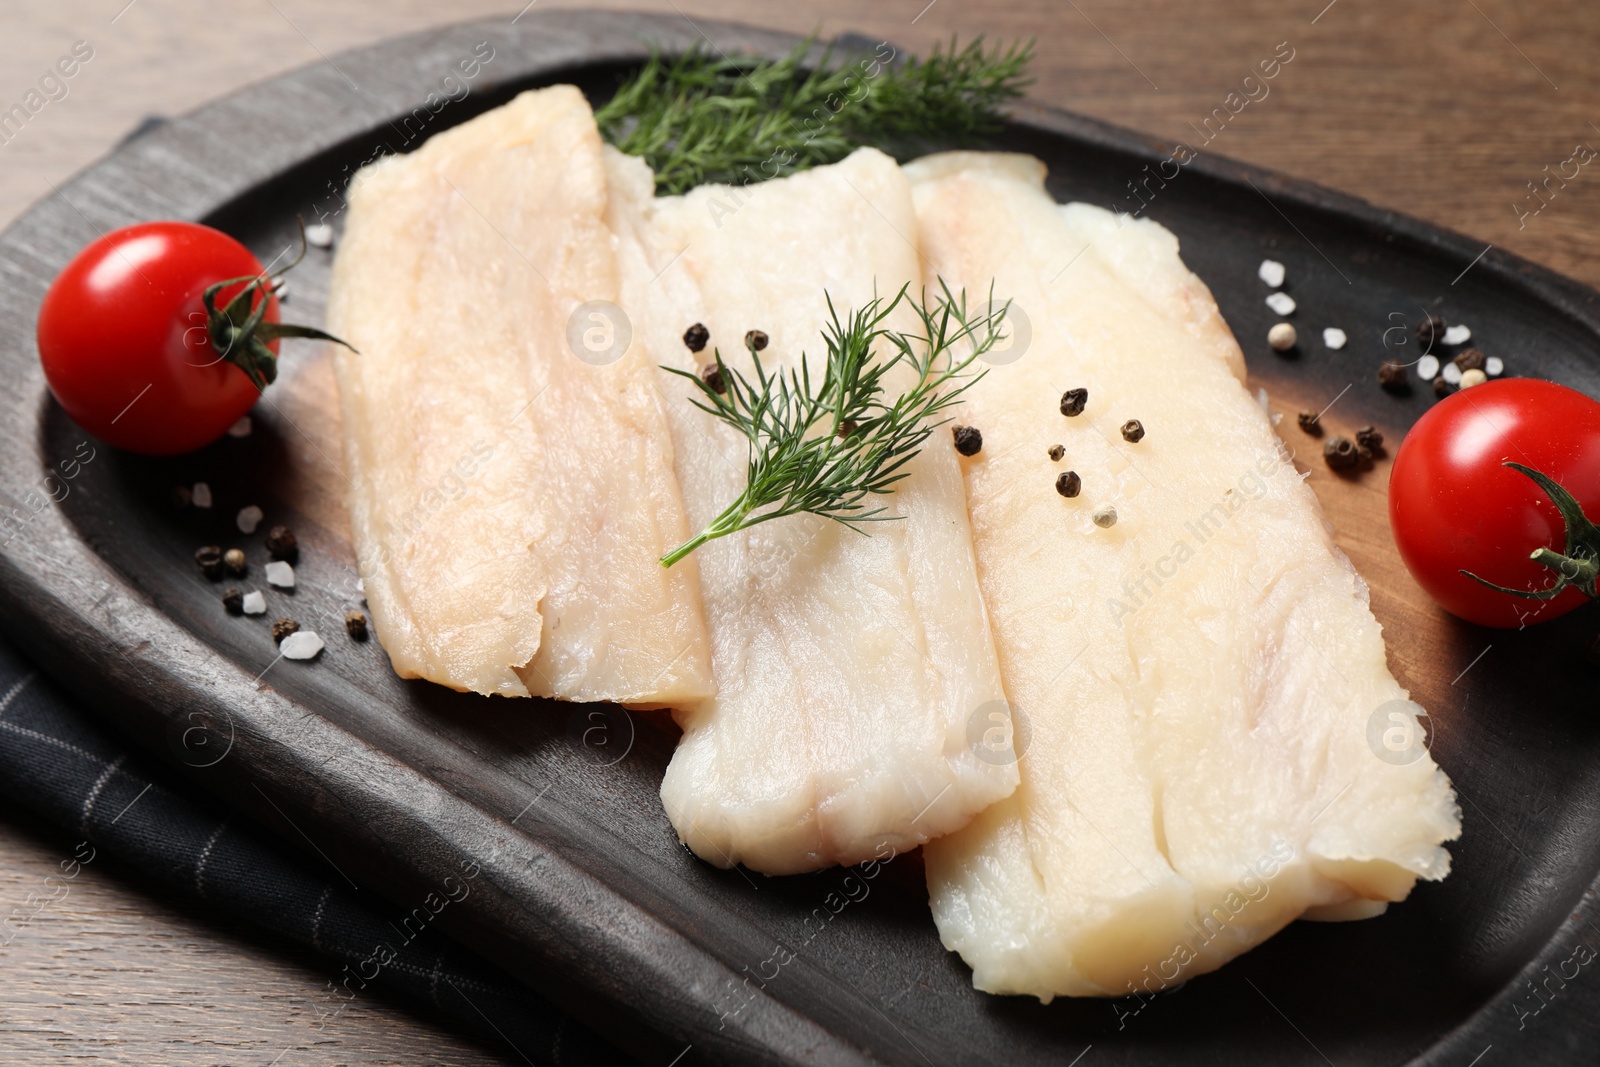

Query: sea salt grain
<box><xmin>279</xmin><ymin>630</ymin><xmax>325</xmax><ymax>660</ymax></box>
<box><xmin>1265</xmin><ymin>292</ymin><xmax>1297</xmax><ymax>316</ymax></box>
<box><xmin>1443</xmin><ymin>324</ymin><xmax>1472</xmax><ymax>345</ymax></box>
<box><xmin>1258</xmin><ymin>259</ymin><xmax>1286</xmax><ymax>287</ymax></box>
<box><xmin>227</xmin><ymin>416</ymin><xmax>252</xmax><ymax>437</ymax></box>
<box><xmin>305</xmin><ymin>223</ymin><xmax>334</xmax><ymax>249</ymax></box>
<box><xmin>265</xmin><ymin>560</ymin><xmax>295</xmax><ymax>589</ymax></box>
<box><xmin>1487</xmin><ymin>356</ymin><xmax>1504</xmax><ymax>376</ymax></box>
<box><xmin>241</xmin><ymin>590</ymin><xmax>266</xmax><ymax>615</ymax></box>
<box><xmin>1417</xmin><ymin>354</ymin><xmax>1441</xmax><ymax>381</ymax></box>
<box><xmin>1441</xmin><ymin>362</ymin><xmax>1463</xmax><ymax>385</ymax></box>
<box><xmin>236</xmin><ymin>505</ymin><xmax>264</xmax><ymax>534</ymax></box>
<box><xmin>192</xmin><ymin>482</ymin><xmax>212</xmax><ymax>508</ymax></box>
<box><xmin>1322</xmin><ymin>327</ymin><xmax>1347</xmax><ymax>350</ymax></box>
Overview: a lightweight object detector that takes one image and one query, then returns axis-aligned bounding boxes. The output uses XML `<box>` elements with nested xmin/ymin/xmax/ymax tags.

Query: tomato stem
<box><xmin>1460</xmin><ymin>461</ymin><xmax>1600</xmax><ymax>602</ymax></box>
<box><xmin>202</xmin><ymin>218</ymin><xmax>356</xmax><ymax>393</ymax></box>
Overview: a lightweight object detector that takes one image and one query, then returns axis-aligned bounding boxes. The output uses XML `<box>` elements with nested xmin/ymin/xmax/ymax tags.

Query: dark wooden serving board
<box><xmin>3</xmin><ymin>11</ymin><xmax>1600</xmax><ymax>1065</ymax></box>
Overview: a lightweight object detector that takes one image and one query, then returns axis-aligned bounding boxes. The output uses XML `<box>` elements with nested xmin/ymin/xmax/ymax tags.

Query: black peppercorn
<box><xmin>194</xmin><ymin>545</ymin><xmax>224</xmax><ymax>581</ymax></box>
<box><xmin>836</xmin><ymin>419</ymin><xmax>858</xmax><ymax>439</ymax></box>
<box><xmin>1297</xmin><ymin>410</ymin><xmax>1322</xmax><ymax>435</ymax></box>
<box><xmin>1120</xmin><ymin>419</ymin><xmax>1145</xmax><ymax>443</ymax></box>
<box><xmin>1047</xmin><ymin>444</ymin><xmax>1065</xmax><ymax>462</ymax></box>
<box><xmin>1452</xmin><ymin>347</ymin><xmax>1486</xmax><ymax>372</ymax></box>
<box><xmin>683</xmin><ymin>323</ymin><xmax>709</xmax><ymax>352</ymax></box>
<box><xmin>222</xmin><ymin>588</ymin><xmax>244</xmax><ymax>615</ymax></box>
<box><xmin>1059</xmin><ymin>388</ymin><xmax>1088</xmax><ymax>417</ymax></box>
<box><xmin>1324</xmin><ymin>436</ymin><xmax>1359</xmax><ymax>470</ymax></box>
<box><xmin>1415</xmin><ymin>313</ymin><xmax>1447</xmax><ymax>350</ymax></box>
<box><xmin>1433</xmin><ymin>375</ymin><xmax>1454</xmax><ymax>398</ymax></box>
<box><xmin>265</xmin><ymin>525</ymin><xmax>298</xmax><ymax>562</ymax></box>
<box><xmin>272</xmin><ymin>618</ymin><xmax>299</xmax><ymax>644</ymax></box>
<box><xmin>345</xmin><ymin>611</ymin><xmax>369</xmax><ymax>641</ymax></box>
<box><xmin>953</xmin><ymin>425</ymin><xmax>983</xmax><ymax>456</ymax></box>
<box><xmin>1377</xmin><ymin>361</ymin><xmax>1408</xmax><ymax>392</ymax></box>
<box><xmin>1354</xmin><ymin>425</ymin><xmax>1384</xmax><ymax>453</ymax></box>
<box><xmin>745</xmin><ymin>329</ymin><xmax>769</xmax><ymax>352</ymax></box>
<box><xmin>700</xmin><ymin>362</ymin><xmax>726</xmax><ymax>394</ymax></box>
<box><xmin>1055</xmin><ymin>471</ymin><xmax>1082</xmax><ymax>497</ymax></box>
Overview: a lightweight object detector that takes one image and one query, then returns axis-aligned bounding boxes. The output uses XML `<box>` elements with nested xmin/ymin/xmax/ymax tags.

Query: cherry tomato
<box><xmin>1389</xmin><ymin>378</ymin><xmax>1600</xmax><ymax>628</ymax></box>
<box><xmin>37</xmin><ymin>221</ymin><xmax>277</xmax><ymax>456</ymax></box>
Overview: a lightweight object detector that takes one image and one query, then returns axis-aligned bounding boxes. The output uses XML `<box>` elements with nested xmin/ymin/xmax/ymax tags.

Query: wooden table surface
<box><xmin>3</xmin><ymin>1</ymin><xmax>1598</xmax><ymax>1063</ymax></box>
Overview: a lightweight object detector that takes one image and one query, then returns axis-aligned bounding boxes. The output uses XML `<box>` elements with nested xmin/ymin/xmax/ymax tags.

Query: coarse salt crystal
<box><xmin>192</xmin><ymin>482</ymin><xmax>213</xmax><ymax>508</ymax></box>
<box><xmin>1322</xmin><ymin>327</ymin><xmax>1347</xmax><ymax>350</ymax></box>
<box><xmin>1486</xmin><ymin>355</ymin><xmax>1504</xmax><ymax>376</ymax></box>
<box><xmin>241</xmin><ymin>590</ymin><xmax>266</xmax><ymax>615</ymax></box>
<box><xmin>1417</xmin><ymin>354</ymin><xmax>1441</xmax><ymax>381</ymax></box>
<box><xmin>275</xmin><ymin>281</ymin><xmax>290</xmax><ymax>303</ymax></box>
<box><xmin>1258</xmin><ymin>259</ymin><xmax>1286</xmax><ymax>287</ymax></box>
<box><xmin>1265</xmin><ymin>292</ymin><xmax>1297</xmax><ymax>316</ymax></box>
<box><xmin>305</xmin><ymin>223</ymin><xmax>334</xmax><ymax>248</ymax></box>
<box><xmin>227</xmin><ymin>416</ymin><xmax>252</xmax><ymax>437</ymax></box>
<box><xmin>265</xmin><ymin>560</ymin><xmax>295</xmax><ymax>588</ymax></box>
<box><xmin>280</xmin><ymin>630</ymin><xmax>325</xmax><ymax>660</ymax></box>
<box><xmin>1443</xmin><ymin>324</ymin><xmax>1471</xmax><ymax>345</ymax></box>
<box><xmin>237</xmin><ymin>505</ymin><xmax>264</xmax><ymax>534</ymax></box>
<box><xmin>1442</xmin><ymin>362</ymin><xmax>1463</xmax><ymax>385</ymax></box>
<box><xmin>1256</xmin><ymin>387</ymin><xmax>1270</xmax><ymax>411</ymax></box>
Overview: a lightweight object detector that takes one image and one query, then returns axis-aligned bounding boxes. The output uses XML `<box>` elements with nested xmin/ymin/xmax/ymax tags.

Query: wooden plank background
<box><xmin>1</xmin><ymin>1</ymin><xmax>1597</xmax><ymax>1063</ymax></box>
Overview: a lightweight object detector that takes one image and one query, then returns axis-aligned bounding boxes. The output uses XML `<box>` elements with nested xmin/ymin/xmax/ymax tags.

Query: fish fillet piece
<box><xmin>604</xmin><ymin>146</ymin><xmax>1016</xmax><ymax>874</ymax></box>
<box><xmin>327</xmin><ymin>87</ymin><xmax>713</xmax><ymax>703</ymax></box>
<box><xmin>908</xmin><ymin>151</ymin><xmax>1461</xmax><ymax>1000</ymax></box>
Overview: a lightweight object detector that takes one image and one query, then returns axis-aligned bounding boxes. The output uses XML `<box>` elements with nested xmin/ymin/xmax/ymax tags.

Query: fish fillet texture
<box><xmin>327</xmin><ymin>87</ymin><xmax>713</xmax><ymax>703</ymax></box>
<box><xmin>908</xmin><ymin>152</ymin><xmax>1461</xmax><ymax>1000</ymax></box>
<box><xmin>605</xmin><ymin>146</ymin><xmax>1017</xmax><ymax>874</ymax></box>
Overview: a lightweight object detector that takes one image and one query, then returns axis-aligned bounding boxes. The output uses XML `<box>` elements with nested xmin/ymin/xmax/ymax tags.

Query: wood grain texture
<box><xmin>2</xmin><ymin>3</ymin><xmax>1599</xmax><ymax>1065</ymax></box>
<box><xmin>4</xmin><ymin>1</ymin><xmax>1599</xmax><ymax>286</ymax></box>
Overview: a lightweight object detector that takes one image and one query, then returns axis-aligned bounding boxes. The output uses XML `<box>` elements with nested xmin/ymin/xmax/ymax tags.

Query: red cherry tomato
<box><xmin>1389</xmin><ymin>378</ymin><xmax>1600</xmax><ymax>628</ymax></box>
<box><xmin>37</xmin><ymin>221</ymin><xmax>277</xmax><ymax>456</ymax></box>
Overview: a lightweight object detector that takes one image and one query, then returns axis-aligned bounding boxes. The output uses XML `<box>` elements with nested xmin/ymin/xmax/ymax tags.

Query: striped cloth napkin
<box><xmin>0</xmin><ymin>632</ymin><xmax>626</xmax><ymax>1065</ymax></box>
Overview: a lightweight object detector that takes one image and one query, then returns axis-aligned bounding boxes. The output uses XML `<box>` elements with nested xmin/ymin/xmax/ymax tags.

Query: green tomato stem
<box><xmin>202</xmin><ymin>218</ymin><xmax>356</xmax><ymax>393</ymax></box>
<box><xmin>1459</xmin><ymin>461</ymin><xmax>1600</xmax><ymax>602</ymax></box>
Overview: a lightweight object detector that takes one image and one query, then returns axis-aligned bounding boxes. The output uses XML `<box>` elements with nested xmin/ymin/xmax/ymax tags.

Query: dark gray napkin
<box><xmin>0</xmin><ymin>632</ymin><xmax>628</xmax><ymax>1065</ymax></box>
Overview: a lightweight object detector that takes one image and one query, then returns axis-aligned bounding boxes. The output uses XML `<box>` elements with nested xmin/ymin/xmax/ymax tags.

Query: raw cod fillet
<box><xmin>604</xmin><ymin>146</ymin><xmax>1017</xmax><ymax>874</ymax></box>
<box><xmin>907</xmin><ymin>152</ymin><xmax>1462</xmax><ymax>1000</ymax></box>
<box><xmin>326</xmin><ymin>87</ymin><xmax>713</xmax><ymax>703</ymax></box>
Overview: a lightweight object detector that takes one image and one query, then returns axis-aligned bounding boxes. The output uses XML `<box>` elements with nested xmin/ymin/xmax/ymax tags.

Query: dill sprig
<box><xmin>596</xmin><ymin>36</ymin><xmax>1034</xmax><ymax>194</ymax></box>
<box><xmin>659</xmin><ymin>282</ymin><xmax>1007</xmax><ymax>567</ymax></box>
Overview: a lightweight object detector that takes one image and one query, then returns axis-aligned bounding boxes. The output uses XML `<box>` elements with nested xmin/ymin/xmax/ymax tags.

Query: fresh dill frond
<box><xmin>596</xmin><ymin>36</ymin><xmax>1034</xmax><ymax>194</ymax></box>
<box><xmin>659</xmin><ymin>282</ymin><xmax>1008</xmax><ymax>567</ymax></box>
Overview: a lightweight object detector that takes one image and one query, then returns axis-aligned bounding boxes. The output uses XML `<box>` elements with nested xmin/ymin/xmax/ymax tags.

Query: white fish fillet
<box><xmin>907</xmin><ymin>152</ymin><xmax>1461</xmax><ymax>1000</ymax></box>
<box><xmin>605</xmin><ymin>147</ymin><xmax>1017</xmax><ymax>874</ymax></box>
<box><xmin>327</xmin><ymin>87</ymin><xmax>713</xmax><ymax>703</ymax></box>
